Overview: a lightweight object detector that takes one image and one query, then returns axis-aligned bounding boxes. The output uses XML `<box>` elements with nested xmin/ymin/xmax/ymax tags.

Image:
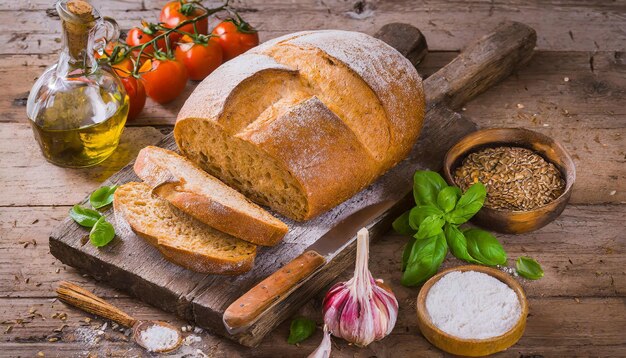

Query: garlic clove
<box><xmin>307</xmin><ymin>325</ymin><xmax>332</xmax><ymax>358</ymax></box>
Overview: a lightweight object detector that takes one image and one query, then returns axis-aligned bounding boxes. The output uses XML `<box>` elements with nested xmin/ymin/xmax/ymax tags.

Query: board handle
<box><xmin>374</xmin><ymin>23</ymin><xmax>428</xmax><ymax>67</ymax></box>
<box><xmin>425</xmin><ymin>21</ymin><xmax>537</xmax><ymax>110</ymax></box>
<box><xmin>57</xmin><ymin>281</ymin><xmax>137</xmax><ymax>328</ymax></box>
<box><xmin>223</xmin><ymin>251</ymin><xmax>326</xmax><ymax>332</ymax></box>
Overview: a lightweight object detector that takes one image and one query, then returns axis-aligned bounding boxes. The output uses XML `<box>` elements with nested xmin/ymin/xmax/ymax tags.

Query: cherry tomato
<box><xmin>121</xmin><ymin>76</ymin><xmax>147</xmax><ymax>121</ymax></box>
<box><xmin>126</xmin><ymin>24</ymin><xmax>166</xmax><ymax>55</ymax></box>
<box><xmin>212</xmin><ymin>18</ymin><xmax>259</xmax><ymax>61</ymax></box>
<box><xmin>160</xmin><ymin>0</ymin><xmax>208</xmax><ymax>39</ymax></box>
<box><xmin>175</xmin><ymin>35</ymin><xmax>223</xmax><ymax>81</ymax></box>
<box><xmin>141</xmin><ymin>59</ymin><xmax>188</xmax><ymax>104</ymax></box>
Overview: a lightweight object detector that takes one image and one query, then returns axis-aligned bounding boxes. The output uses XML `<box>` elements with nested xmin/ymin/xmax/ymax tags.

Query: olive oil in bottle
<box><xmin>27</xmin><ymin>0</ymin><xmax>128</xmax><ymax>168</ymax></box>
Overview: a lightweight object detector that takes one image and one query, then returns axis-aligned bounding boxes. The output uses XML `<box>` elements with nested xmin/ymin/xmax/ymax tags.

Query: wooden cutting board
<box><xmin>50</xmin><ymin>22</ymin><xmax>536</xmax><ymax>347</ymax></box>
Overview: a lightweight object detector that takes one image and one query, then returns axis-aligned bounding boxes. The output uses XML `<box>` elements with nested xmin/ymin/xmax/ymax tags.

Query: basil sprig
<box><xmin>69</xmin><ymin>205</ymin><xmax>102</xmax><ymax>227</ymax></box>
<box><xmin>287</xmin><ymin>317</ymin><xmax>316</xmax><ymax>345</ymax></box>
<box><xmin>90</xmin><ymin>185</ymin><xmax>118</xmax><ymax>209</ymax></box>
<box><xmin>69</xmin><ymin>185</ymin><xmax>118</xmax><ymax>248</ymax></box>
<box><xmin>516</xmin><ymin>256</ymin><xmax>544</xmax><ymax>280</ymax></box>
<box><xmin>393</xmin><ymin>170</ymin><xmax>542</xmax><ymax>286</ymax></box>
<box><xmin>89</xmin><ymin>217</ymin><xmax>115</xmax><ymax>247</ymax></box>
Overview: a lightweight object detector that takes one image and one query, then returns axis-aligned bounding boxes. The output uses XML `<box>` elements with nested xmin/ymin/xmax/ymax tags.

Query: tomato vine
<box><xmin>98</xmin><ymin>0</ymin><xmax>235</xmax><ymax>77</ymax></box>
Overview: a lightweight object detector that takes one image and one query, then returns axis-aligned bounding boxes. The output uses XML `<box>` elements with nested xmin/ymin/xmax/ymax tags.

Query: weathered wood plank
<box><xmin>1</xmin><ymin>0</ymin><xmax>625</xmax><ymax>53</ymax></box>
<box><xmin>2</xmin><ymin>296</ymin><xmax>625</xmax><ymax>357</ymax></box>
<box><xmin>0</xmin><ymin>125</ymin><xmax>165</xmax><ymax>207</ymax></box>
<box><xmin>2</xmin><ymin>205</ymin><xmax>624</xmax><ymax>300</ymax></box>
<box><xmin>2</xmin><ymin>0</ymin><xmax>625</xmax><ymax>355</ymax></box>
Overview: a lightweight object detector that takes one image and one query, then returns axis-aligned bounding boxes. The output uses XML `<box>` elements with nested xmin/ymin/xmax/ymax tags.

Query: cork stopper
<box><xmin>60</xmin><ymin>0</ymin><xmax>97</xmax><ymax>60</ymax></box>
<box><xmin>67</xmin><ymin>0</ymin><xmax>93</xmax><ymax>17</ymax></box>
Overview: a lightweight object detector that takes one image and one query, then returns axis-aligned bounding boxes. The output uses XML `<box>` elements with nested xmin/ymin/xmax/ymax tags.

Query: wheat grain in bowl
<box><xmin>454</xmin><ymin>146</ymin><xmax>566</xmax><ymax>211</ymax></box>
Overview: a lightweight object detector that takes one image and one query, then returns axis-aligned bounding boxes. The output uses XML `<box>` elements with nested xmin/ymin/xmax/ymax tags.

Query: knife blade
<box><xmin>222</xmin><ymin>199</ymin><xmax>399</xmax><ymax>333</ymax></box>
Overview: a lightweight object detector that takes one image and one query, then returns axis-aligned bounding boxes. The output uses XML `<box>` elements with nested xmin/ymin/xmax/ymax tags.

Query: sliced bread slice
<box><xmin>134</xmin><ymin>146</ymin><xmax>289</xmax><ymax>246</ymax></box>
<box><xmin>113</xmin><ymin>182</ymin><xmax>257</xmax><ymax>275</ymax></box>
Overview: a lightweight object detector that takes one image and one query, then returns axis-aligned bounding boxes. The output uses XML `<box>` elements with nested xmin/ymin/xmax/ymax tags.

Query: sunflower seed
<box><xmin>454</xmin><ymin>146</ymin><xmax>565</xmax><ymax>211</ymax></box>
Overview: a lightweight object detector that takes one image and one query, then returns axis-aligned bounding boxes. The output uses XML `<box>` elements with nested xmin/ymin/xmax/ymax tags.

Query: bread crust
<box><xmin>238</xmin><ymin>97</ymin><xmax>377</xmax><ymax>218</ymax></box>
<box><xmin>153</xmin><ymin>182</ymin><xmax>287</xmax><ymax>246</ymax></box>
<box><xmin>175</xmin><ymin>30</ymin><xmax>425</xmax><ymax>221</ymax></box>
<box><xmin>113</xmin><ymin>182</ymin><xmax>257</xmax><ymax>275</ymax></box>
<box><xmin>134</xmin><ymin>146</ymin><xmax>288</xmax><ymax>246</ymax></box>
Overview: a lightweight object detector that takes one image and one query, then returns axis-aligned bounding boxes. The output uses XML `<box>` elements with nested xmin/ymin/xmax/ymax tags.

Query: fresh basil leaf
<box><xmin>401</xmin><ymin>237</ymin><xmax>417</xmax><ymax>271</ymax></box>
<box><xmin>90</xmin><ymin>185</ymin><xmax>118</xmax><ymax>209</ymax></box>
<box><xmin>402</xmin><ymin>232</ymin><xmax>448</xmax><ymax>286</ymax></box>
<box><xmin>393</xmin><ymin>210</ymin><xmax>416</xmax><ymax>236</ymax></box>
<box><xmin>444</xmin><ymin>223</ymin><xmax>479</xmax><ymax>264</ymax></box>
<box><xmin>89</xmin><ymin>217</ymin><xmax>115</xmax><ymax>247</ymax></box>
<box><xmin>464</xmin><ymin>228</ymin><xmax>507</xmax><ymax>266</ymax></box>
<box><xmin>287</xmin><ymin>317</ymin><xmax>316</xmax><ymax>345</ymax></box>
<box><xmin>413</xmin><ymin>171</ymin><xmax>448</xmax><ymax>206</ymax></box>
<box><xmin>69</xmin><ymin>204</ymin><xmax>102</xmax><ymax>228</ymax></box>
<box><xmin>516</xmin><ymin>256</ymin><xmax>544</xmax><ymax>280</ymax></box>
<box><xmin>415</xmin><ymin>215</ymin><xmax>445</xmax><ymax>239</ymax></box>
<box><xmin>437</xmin><ymin>186</ymin><xmax>461</xmax><ymax>213</ymax></box>
<box><xmin>408</xmin><ymin>205</ymin><xmax>443</xmax><ymax>230</ymax></box>
<box><xmin>446</xmin><ymin>182</ymin><xmax>486</xmax><ymax>224</ymax></box>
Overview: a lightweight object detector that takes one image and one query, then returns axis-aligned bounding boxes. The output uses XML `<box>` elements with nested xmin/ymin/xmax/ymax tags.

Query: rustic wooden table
<box><xmin>1</xmin><ymin>1</ymin><xmax>625</xmax><ymax>357</ymax></box>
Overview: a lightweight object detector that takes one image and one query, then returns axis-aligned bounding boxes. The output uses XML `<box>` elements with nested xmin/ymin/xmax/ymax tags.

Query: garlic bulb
<box><xmin>322</xmin><ymin>228</ymin><xmax>398</xmax><ymax>347</ymax></box>
<box><xmin>307</xmin><ymin>325</ymin><xmax>332</xmax><ymax>358</ymax></box>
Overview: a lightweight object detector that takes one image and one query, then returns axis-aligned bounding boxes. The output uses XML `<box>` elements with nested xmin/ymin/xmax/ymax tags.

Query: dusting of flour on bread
<box><xmin>175</xmin><ymin>30</ymin><xmax>425</xmax><ymax>220</ymax></box>
<box><xmin>177</xmin><ymin>53</ymin><xmax>295</xmax><ymax>122</ymax></box>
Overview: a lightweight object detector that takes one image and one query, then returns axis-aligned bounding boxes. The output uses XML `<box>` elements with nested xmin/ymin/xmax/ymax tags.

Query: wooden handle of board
<box><xmin>424</xmin><ymin>21</ymin><xmax>537</xmax><ymax>110</ymax></box>
<box><xmin>223</xmin><ymin>251</ymin><xmax>326</xmax><ymax>330</ymax></box>
<box><xmin>374</xmin><ymin>23</ymin><xmax>428</xmax><ymax>67</ymax></box>
<box><xmin>57</xmin><ymin>281</ymin><xmax>137</xmax><ymax>328</ymax></box>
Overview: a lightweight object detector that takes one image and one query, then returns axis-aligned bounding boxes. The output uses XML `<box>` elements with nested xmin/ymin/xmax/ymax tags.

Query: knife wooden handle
<box><xmin>223</xmin><ymin>251</ymin><xmax>326</xmax><ymax>330</ymax></box>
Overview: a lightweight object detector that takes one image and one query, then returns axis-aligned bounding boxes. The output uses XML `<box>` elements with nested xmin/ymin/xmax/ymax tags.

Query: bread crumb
<box><xmin>517</xmin><ymin>103</ymin><xmax>524</xmax><ymax>109</ymax></box>
<box><xmin>564</xmin><ymin>77</ymin><xmax>569</xmax><ymax>82</ymax></box>
<box><xmin>609</xmin><ymin>190</ymin><xmax>616</xmax><ymax>196</ymax></box>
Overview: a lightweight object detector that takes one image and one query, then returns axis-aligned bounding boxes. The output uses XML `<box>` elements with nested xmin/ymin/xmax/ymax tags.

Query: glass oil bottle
<box><xmin>27</xmin><ymin>0</ymin><xmax>129</xmax><ymax>167</ymax></box>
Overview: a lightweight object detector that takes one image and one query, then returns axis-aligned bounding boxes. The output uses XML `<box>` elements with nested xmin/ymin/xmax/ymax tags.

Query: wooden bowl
<box><xmin>443</xmin><ymin>128</ymin><xmax>576</xmax><ymax>234</ymax></box>
<box><xmin>416</xmin><ymin>265</ymin><xmax>529</xmax><ymax>357</ymax></box>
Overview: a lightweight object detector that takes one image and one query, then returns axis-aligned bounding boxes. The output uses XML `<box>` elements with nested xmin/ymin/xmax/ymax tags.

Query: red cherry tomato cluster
<box><xmin>97</xmin><ymin>1</ymin><xmax>259</xmax><ymax>121</ymax></box>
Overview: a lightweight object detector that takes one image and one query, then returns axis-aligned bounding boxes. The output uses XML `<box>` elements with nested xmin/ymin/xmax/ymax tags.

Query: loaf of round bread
<box><xmin>175</xmin><ymin>30</ymin><xmax>425</xmax><ymax>221</ymax></box>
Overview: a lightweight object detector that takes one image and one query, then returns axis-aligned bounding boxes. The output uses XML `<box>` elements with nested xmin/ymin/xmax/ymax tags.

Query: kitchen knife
<box><xmin>222</xmin><ymin>199</ymin><xmax>400</xmax><ymax>333</ymax></box>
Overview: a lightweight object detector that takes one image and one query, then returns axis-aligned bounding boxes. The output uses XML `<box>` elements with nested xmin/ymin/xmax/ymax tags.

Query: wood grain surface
<box><xmin>1</xmin><ymin>0</ymin><xmax>625</xmax><ymax>357</ymax></box>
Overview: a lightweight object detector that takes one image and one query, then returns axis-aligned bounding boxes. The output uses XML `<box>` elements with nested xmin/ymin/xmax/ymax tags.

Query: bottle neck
<box><xmin>59</xmin><ymin>18</ymin><xmax>97</xmax><ymax>70</ymax></box>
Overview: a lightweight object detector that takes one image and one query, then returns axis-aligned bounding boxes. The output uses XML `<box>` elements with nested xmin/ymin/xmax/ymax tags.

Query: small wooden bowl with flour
<box><xmin>416</xmin><ymin>265</ymin><xmax>528</xmax><ymax>357</ymax></box>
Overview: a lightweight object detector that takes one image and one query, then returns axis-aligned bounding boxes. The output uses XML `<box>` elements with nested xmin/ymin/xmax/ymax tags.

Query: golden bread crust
<box><xmin>175</xmin><ymin>30</ymin><xmax>425</xmax><ymax>220</ymax></box>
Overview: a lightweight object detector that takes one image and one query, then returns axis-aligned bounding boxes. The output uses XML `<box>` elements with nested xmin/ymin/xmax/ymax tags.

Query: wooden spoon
<box><xmin>56</xmin><ymin>281</ymin><xmax>183</xmax><ymax>353</ymax></box>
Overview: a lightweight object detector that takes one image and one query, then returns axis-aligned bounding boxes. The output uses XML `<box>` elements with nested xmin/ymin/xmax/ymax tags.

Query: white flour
<box><xmin>139</xmin><ymin>325</ymin><xmax>180</xmax><ymax>352</ymax></box>
<box><xmin>425</xmin><ymin>271</ymin><xmax>521</xmax><ymax>339</ymax></box>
